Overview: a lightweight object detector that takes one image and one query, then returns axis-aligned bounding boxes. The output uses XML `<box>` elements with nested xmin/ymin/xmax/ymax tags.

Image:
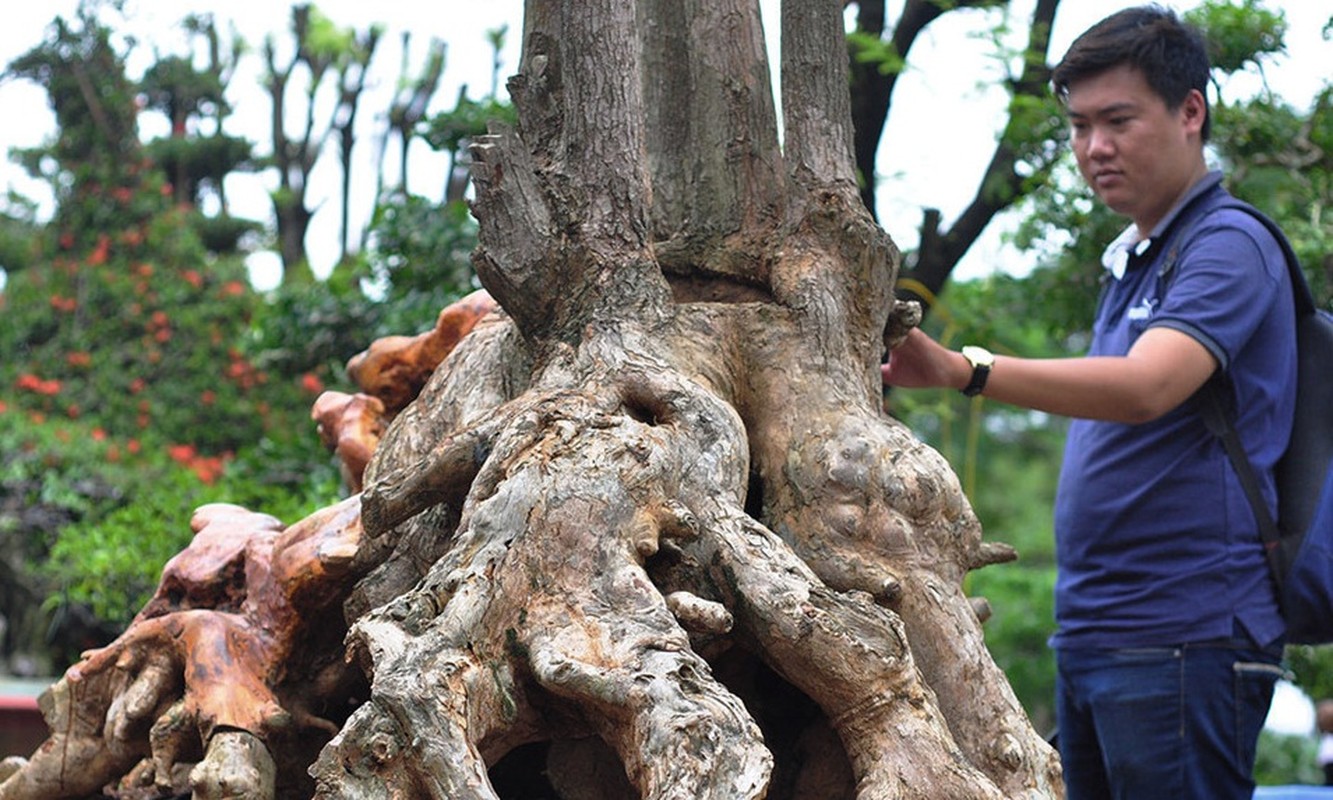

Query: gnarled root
<box><xmin>319</xmin><ymin>355</ymin><xmax>1023</xmax><ymax>798</ymax></box>
<box><xmin>0</xmin><ymin>498</ymin><xmax>370</xmax><ymax>800</ymax></box>
<box><xmin>317</xmin><ymin>373</ymin><xmax>774</xmax><ymax>798</ymax></box>
<box><xmin>755</xmin><ymin>404</ymin><xmax>1062</xmax><ymax>797</ymax></box>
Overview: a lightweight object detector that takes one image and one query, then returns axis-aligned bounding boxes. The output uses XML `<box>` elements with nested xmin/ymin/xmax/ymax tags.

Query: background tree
<box><xmin>261</xmin><ymin>4</ymin><xmax>381</xmax><ymax>285</ymax></box>
<box><xmin>6</xmin><ymin>6</ymin><xmax>142</xmax><ymax>250</ymax></box>
<box><xmin>0</xmin><ymin>5</ymin><xmax>344</xmax><ymax>679</ymax></box>
<box><xmin>380</xmin><ymin>32</ymin><xmax>447</xmax><ymax>198</ymax></box>
<box><xmin>138</xmin><ymin>45</ymin><xmax>259</xmax><ymax>255</ymax></box>
<box><xmin>181</xmin><ymin>13</ymin><xmax>247</xmax><ymax>214</ymax></box>
<box><xmin>331</xmin><ymin>23</ymin><xmax>382</xmax><ymax>270</ymax></box>
<box><xmin>848</xmin><ymin>0</ymin><xmax>1067</xmax><ymax>307</ymax></box>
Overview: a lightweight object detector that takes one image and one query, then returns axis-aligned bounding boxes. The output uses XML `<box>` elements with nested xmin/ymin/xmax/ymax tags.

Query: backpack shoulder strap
<box><xmin>1197</xmin><ymin>373</ymin><xmax>1283</xmax><ymax>574</ymax></box>
<box><xmin>1158</xmin><ymin>197</ymin><xmax>1314</xmax><ymax>311</ymax></box>
<box><xmin>1162</xmin><ymin>198</ymin><xmax>1308</xmax><ymax>579</ymax></box>
<box><xmin>1211</xmin><ymin>200</ymin><xmax>1316</xmax><ymax>317</ymax></box>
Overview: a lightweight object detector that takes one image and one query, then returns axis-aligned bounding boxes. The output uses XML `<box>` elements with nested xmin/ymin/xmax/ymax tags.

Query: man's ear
<box><xmin>1180</xmin><ymin>88</ymin><xmax>1207</xmax><ymax>135</ymax></box>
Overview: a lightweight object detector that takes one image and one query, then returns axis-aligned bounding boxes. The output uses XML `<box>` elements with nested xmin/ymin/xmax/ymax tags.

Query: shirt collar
<box><xmin>1100</xmin><ymin>170</ymin><xmax>1224</xmax><ymax>280</ymax></box>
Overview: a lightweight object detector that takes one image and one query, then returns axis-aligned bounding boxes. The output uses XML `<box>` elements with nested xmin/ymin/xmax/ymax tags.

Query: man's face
<box><xmin>1065</xmin><ymin>64</ymin><xmax>1206</xmax><ymax>234</ymax></box>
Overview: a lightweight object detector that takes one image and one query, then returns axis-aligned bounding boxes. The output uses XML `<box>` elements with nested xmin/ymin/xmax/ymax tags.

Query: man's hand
<box><xmin>881</xmin><ymin>328</ymin><xmax>967</xmax><ymax>391</ymax></box>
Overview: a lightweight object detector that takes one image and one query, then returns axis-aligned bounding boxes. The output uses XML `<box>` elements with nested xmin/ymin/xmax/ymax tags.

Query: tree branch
<box><xmin>781</xmin><ymin>0</ymin><xmax>857</xmax><ymax>189</ymax></box>
<box><xmin>906</xmin><ymin>0</ymin><xmax>1062</xmax><ymax>303</ymax></box>
<box><xmin>850</xmin><ymin>0</ymin><xmax>1001</xmax><ymax>217</ymax></box>
<box><xmin>641</xmin><ymin>0</ymin><xmax>784</xmax><ymax>281</ymax></box>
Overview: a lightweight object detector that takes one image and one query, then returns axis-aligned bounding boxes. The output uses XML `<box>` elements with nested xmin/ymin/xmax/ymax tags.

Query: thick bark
<box><xmin>1</xmin><ymin>1</ymin><xmax>1062</xmax><ymax>797</ymax></box>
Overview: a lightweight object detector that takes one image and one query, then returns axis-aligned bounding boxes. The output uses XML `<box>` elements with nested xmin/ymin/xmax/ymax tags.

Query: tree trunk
<box><xmin>0</xmin><ymin>1</ymin><xmax>1062</xmax><ymax>798</ymax></box>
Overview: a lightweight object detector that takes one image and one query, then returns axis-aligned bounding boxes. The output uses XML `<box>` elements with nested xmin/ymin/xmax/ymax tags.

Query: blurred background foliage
<box><xmin>0</xmin><ymin>2</ymin><xmax>488</xmax><ymax>677</ymax></box>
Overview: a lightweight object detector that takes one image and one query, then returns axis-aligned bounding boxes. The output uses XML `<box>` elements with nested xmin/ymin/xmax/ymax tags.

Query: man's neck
<box><xmin>1135</xmin><ymin>158</ymin><xmax>1211</xmax><ymax>238</ymax></box>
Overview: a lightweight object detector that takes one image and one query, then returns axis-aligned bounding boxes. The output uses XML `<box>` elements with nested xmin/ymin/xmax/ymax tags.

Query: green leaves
<box><xmin>422</xmin><ymin>97</ymin><xmax>518</xmax><ymax>156</ymax></box>
<box><xmin>1185</xmin><ymin>0</ymin><xmax>1288</xmax><ymax>76</ymax></box>
<box><xmin>847</xmin><ymin>31</ymin><xmax>906</xmax><ymax>77</ymax></box>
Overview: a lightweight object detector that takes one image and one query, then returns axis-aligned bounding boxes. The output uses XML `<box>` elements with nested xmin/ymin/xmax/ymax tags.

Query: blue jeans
<box><xmin>1055</xmin><ymin>639</ymin><xmax>1283</xmax><ymax>800</ymax></box>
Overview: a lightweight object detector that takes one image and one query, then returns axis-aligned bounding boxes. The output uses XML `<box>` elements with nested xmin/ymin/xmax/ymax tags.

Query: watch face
<box><xmin>962</xmin><ymin>346</ymin><xmax>994</xmax><ymax>368</ymax></box>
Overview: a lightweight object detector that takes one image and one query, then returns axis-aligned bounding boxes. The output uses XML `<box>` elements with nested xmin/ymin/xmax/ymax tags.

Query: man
<box><xmin>882</xmin><ymin>6</ymin><xmax>1295</xmax><ymax>799</ymax></box>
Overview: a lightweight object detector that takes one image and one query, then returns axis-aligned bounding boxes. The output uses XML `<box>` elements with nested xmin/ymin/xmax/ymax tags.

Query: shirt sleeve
<box><xmin>1147</xmin><ymin>208</ymin><xmax>1287</xmax><ymax>370</ymax></box>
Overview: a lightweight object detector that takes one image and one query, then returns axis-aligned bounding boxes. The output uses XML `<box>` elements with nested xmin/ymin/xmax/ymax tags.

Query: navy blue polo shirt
<box><xmin>1051</xmin><ymin>173</ymin><xmax>1295</xmax><ymax>650</ymax></box>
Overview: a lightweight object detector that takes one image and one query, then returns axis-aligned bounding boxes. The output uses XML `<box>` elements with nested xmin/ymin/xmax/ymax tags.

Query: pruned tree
<box><xmin>0</xmin><ymin>0</ymin><xmax>1062</xmax><ymax>798</ymax></box>
<box><xmin>331</xmin><ymin>23</ymin><xmax>382</xmax><ymax>269</ymax></box>
<box><xmin>261</xmin><ymin>4</ymin><xmax>380</xmax><ymax>285</ymax></box>
<box><xmin>380</xmin><ymin>32</ymin><xmax>447</xmax><ymax>199</ymax></box>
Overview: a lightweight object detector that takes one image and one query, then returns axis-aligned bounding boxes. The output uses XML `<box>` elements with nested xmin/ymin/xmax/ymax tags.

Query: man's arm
<box><xmin>882</xmin><ymin>326</ymin><xmax>1217</xmax><ymax>424</ymax></box>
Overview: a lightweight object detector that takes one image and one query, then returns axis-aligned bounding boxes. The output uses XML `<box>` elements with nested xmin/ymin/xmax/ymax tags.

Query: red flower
<box><xmin>300</xmin><ymin>372</ymin><xmax>325</xmax><ymax>395</ymax></box>
<box><xmin>87</xmin><ymin>235</ymin><xmax>111</xmax><ymax>266</ymax></box>
<box><xmin>221</xmin><ymin>281</ymin><xmax>246</xmax><ymax>297</ymax></box>
<box><xmin>65</xmin><ymin>404</ymin><xmax>80</xmax><ymax>419</ymax></box>
<box><xmin>16</xmin><ymin>374</ymin><xmax>61</xmax><ymax>395</ymax></box>
<box><xmin>182</xmin><ymin>269</ymin><xmax>203</xmax><ymax>289</ymax></box>
<box><xmin>127</xmin><ymin>439</ymin><xmax>142</xmax><ymax>455</ymax></box>
<box><xmin>66</xmin><ymin>351</ymin><xmax>92</xmax><ymax>368</ymax></box>
<box><xmin>200</xmin><ymin>389</ymin><xmax>216</xmax><ymax>406</ymax></box>
<box><xmin>92</xmin><ymin>427</ymin><xmax>107</xmax><ymax>441</ymax></box>
<box><xmin>168</xmin><ymin>443</ymin><xmax>196</xmax><ymax>464</ymax></box>
<box><xmin>0</xmin><ymin>400</ymin><xmax>7</xmax><ymax>414</ymax></box>
<box><xmin>129</xmin><ymin>378</ymin><xmax>146</xmax><ymax>394</ymax></box>
<box><xmin>111</xmin><ymin>186</ymin><xmax>133</xmax><ymax>204</ymax></box>
<box><xmin>191</xmin><ymin>456</ymin><xmax>225</xmax><ymax>484</ymax></box>
<box><xmin>136</xmin><ymin>263</ymin><xmax>154</xmax><ymax>278</ymax></box>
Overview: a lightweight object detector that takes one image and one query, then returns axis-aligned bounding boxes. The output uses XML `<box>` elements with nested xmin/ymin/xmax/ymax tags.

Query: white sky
<box><xmin>0</xmin><ymin>2</ymin><xmax>1327</xmax><ymax>286</ymax></box>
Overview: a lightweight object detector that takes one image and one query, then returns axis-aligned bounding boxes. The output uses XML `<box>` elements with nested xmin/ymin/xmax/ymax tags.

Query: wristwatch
<box><xmin>960</xmin><ymin>345</ymin><xmax>994</xmax><ymax>397</ymax></box>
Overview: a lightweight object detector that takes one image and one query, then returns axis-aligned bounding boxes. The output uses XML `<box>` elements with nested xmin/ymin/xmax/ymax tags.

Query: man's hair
<box><xmin>1052</xmin><ymin>5</ymin><xmax>1212</xmax><ymax>141</ymax></box>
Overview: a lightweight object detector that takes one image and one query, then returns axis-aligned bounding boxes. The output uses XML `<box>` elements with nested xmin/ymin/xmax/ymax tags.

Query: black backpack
<box><xmin>1162</xmin><ymin>200</ymin><xmax>1333</xmax><ymax>644</ymax></box>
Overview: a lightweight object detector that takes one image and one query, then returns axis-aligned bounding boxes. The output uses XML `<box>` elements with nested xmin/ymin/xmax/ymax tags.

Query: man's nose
<box><xmin>1086</xmin><ymin>126</ymin><xmax>1114</xmax><ymax>158</ymax></box>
